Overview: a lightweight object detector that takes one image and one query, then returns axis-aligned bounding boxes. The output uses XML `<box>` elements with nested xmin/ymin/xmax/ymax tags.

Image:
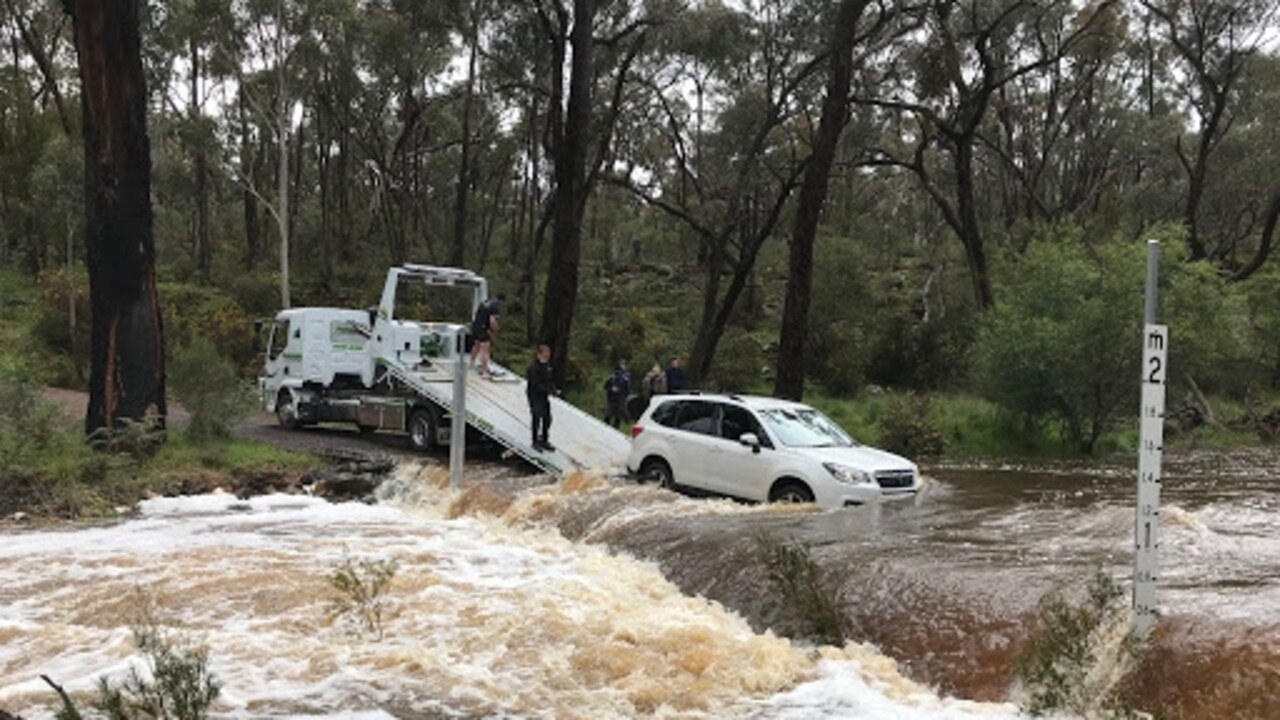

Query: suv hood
<box><xmin>791</xmin><ymin>445</ymin><xmax>915</xmax><ymax>471</ymax></box>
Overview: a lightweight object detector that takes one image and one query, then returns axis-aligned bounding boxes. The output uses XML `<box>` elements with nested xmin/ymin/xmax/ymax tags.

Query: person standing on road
<box><xmin>603</xmin><ymin>360</ymin><xmax>631</xmax><ymax>428</ymax></box>
<box><xmin>526</xmin><ymin>344</ymin><xmax>556</xmax><ymax>452</ymax></box>
<box><xmin>665</xmin><ymin>355</ymin><xmax>686</xmax><ymax>394</ymax></box>
<box><xmin>469</xmin><ymin>297</ymin><xmax>500</xmax><ymax>379</ymax></box>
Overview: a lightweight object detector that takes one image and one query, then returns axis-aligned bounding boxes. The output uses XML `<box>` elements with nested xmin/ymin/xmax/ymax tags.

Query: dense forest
<box><xmin>2</xmin><ymin>0</ymin><xmax>1278</xmax><ymax>454</ymax></box>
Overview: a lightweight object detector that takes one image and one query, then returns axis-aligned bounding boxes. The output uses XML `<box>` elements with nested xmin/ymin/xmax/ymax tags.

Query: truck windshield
<box><xmin>758</xmin><ymin>407</ymin><xmax>857</xmax><ymax>448</ymax></box>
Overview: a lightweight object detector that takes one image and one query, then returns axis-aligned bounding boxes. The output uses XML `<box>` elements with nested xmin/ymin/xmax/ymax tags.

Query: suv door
<box><xmin>667</xmin><ymin>399</ymin><xmax>721</xmax><ymax>490</ymax></box>
<box><xmin>702</xmin><ymin>403</ymin><xmax>773</xmax><ymax>500</ymax></box>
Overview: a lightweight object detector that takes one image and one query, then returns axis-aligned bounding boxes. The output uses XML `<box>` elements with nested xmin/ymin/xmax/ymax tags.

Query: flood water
<box><xmin>1</xmin><ymin>447</ymin><xmax>1277</xmax><ymax>719</ymax></box>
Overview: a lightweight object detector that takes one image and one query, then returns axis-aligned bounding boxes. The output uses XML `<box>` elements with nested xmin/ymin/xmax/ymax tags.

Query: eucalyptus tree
<box><xmin>63</xmin><ymin>0</ymin><xmax>166</xmax><ymax>436</ymax></box>
<box><xmin>227</xmin><ymin>0</ymin><xmax>313</xmax><ymax>308</ymax></box>
<box><xmin>857</xmin><ymin>0</ymin><xmax>1121</xmax><ymax>309</ymax></box>
<box><xmin>483</xmin><ymin>0</ymin><xmax>654</xmax><ymax>383</ymax></box>
<box><xmin>1</xmin><ymin>0</ymin><xmax>73</xmax><ymax>136</ymax></box>
<box><xmin>612</xmin><ymin>0</ymin><xmax>826</xmax><ymax>385</ymax></box>
<box><xmin>1</xmin><ymin>0</ymin><xmax>77</xmax><ymax>273</ymax></box>
<box><xmin>774</xmin><ymin>0</ymin><xmax>885</xmax><ymax>400</ymax></box>
<box><xmin>1142</xmin><ymin>0</ymin><xmax>1279</xmax><ymax>273</ymax></box>
<box><xmin>981</xmin><ymin>1</ymin><xmax>1135</xmax><ymax>231</ymax></box>
<box><xmin>144</xmin><ymin>0</ymin><xmax>237</xmax><ymax>277</ymax></box>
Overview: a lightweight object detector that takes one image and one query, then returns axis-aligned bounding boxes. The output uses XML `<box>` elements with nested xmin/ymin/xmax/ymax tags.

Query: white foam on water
<box><xmin>0</xmin><ymin>487</ymin><xmax>1031</xmax><ymax>719</ymax></box>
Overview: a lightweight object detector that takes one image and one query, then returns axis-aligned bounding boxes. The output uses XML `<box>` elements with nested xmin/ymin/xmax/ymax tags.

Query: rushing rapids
<box><xmin>2</xmin><ymin>446</ymin><xmax>1277</xmax><ymax>719</ymax></box>
<box><xmin>1</xmin><ymin>467</ymin><xmax>1019</xmax><ymax>719</ymax></box>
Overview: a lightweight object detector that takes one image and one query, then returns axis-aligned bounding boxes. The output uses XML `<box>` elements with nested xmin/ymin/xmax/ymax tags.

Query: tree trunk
<box><xmin>451</xmin><ymin>21</ymin><xmax>478</xmax><ymax>268</ymax></box>
<box><xmin>774</xmin><ymin>0</ymin><xmax>866</xmax><ymax>401</ymax></box>
<box><xmin>239</xmin><ymin>89</ymin><xmax>260</xmax><ymax>270</ymax></box>
<box><xmin>953</xmin><ymin>139</ymin><xmax>994</xmax><ymax>309</ymax></box>
<box><xmin>189</xmin><ymin>36</ymin><xmax>210</xmax><ymax>278</ymax></box>
<box><xmin>276</xmin><ymin>12</ymin><xmax>291</xmax><ymax>309</ymax></box>
<box><xmin>66</xmin><ymin>0</ymin><xmax>166</xmax><ymax>436</ymax></box>
<box><xmin>538</xmin><ymin>0</ymin><xmax>593</xmax><ymax>387</ymax></box>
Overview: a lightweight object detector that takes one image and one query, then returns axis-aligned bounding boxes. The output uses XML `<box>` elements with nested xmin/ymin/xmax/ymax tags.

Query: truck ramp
<box><xmin>381</xmin><ymin>356</ymin><xmax>631</xmax><ymax>477</ymax></box>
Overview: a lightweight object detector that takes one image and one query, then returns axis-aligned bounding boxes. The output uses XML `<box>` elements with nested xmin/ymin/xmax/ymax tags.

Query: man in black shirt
<box><xmin>526</xmin><ymin>344</ymin><xmax>556</xmax><ymax>451</ymax></box>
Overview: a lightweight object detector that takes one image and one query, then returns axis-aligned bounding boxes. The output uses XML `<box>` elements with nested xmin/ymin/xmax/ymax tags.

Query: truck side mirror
<box><xmin>252</xmin><ymin>319</ymin><xmax>265</xmax><ymax>353</ymax></box>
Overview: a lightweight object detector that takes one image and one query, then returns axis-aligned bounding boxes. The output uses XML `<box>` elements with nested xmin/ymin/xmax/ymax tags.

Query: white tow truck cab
<box><xmin>259</xmin><ymin>265</ymin><xmax>487</xmax><ymax>450</ymax></box>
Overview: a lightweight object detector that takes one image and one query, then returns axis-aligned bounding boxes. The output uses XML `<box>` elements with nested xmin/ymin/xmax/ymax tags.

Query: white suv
<box><xmin>626</xmin><ymin>394</ymin><xmax>920</xmax><ymax>509</ymax></box>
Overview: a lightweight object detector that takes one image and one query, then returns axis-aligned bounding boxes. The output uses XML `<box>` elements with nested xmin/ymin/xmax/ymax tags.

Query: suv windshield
<box><xmin>758</xmin><ymin>407</ymin><xmax>856</xmax><ymax>448</ymax></box>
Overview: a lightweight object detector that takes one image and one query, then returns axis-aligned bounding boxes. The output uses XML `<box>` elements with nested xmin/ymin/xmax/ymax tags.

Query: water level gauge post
<box><xmin>1134</xmin><ymin>238</ymin><xmax>1166</xmax><ymax>639</ymax></box>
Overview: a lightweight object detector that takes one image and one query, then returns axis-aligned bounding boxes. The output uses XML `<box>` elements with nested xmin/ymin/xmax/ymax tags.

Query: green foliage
<box><xmin>973</xmin><ymin>223</ymin><xmax>1256</xmax><ymax>453</ymax></box>
<box><xmin>159</xmin><ymin>284</ymin><xmax>258</xmax><ymax>377</ymax></box>
<box><xmin>754</xmin><ymin>533</ymin><xmax>845</xmax><ymax>646</ymax></box>
<box><xmin>49</xmin><ymin>594</ymin><xmax>221</xmax><ymax>720</ymax></box>
<box><xmin>168</xmin><ymin>335</ymin><xmax>256</xmax><ymax>439</ymax></box>
<box><xmin>1016</xmin><ymin>572</ymin><xmax>1146</xmax><ymax>718</ymax></box>
<box><xmin>973</xmin><ymin>226</ymin><xmax>1140</xmax><ymax>453</ymax></box>
<box><xmin>328</xmin><ymin>554</ymin><xmax>399</xmax><ymax>640</ymax></box>
<box><xmin>32</xmin><ymin>265</ymin><xmax>91</xmax><ymax>388</ymax></box>
<box><xmin>708</xmin><ymin>327</ymin><xmax>769</xmax><ymax>391</ymax></box>
<box><xmin>877</xmin><ymin>392</ymin><xmax>945</xmax><ymax>457</ymax></box>
<box><xmin>807</xmin><ymin>234</ymin><xmax>974</xmax><ymax>395</ymax></box>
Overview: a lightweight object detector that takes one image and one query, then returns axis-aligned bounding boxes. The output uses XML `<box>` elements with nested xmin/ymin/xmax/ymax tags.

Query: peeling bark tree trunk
<box><xmin>773</xmin><ymin>0</ymin><xmax>867</xmax><ymax>401</ymax></box>
<box><xmin>65</xmin><ymin>0</ymin><xmax>166</xmax><ymax>436</ymax></box>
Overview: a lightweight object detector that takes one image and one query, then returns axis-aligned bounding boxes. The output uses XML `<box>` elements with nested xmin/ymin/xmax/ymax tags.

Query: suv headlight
<box><xmin>824</xmin><ymin>462</ymin><xmax>873</xmax><ymax>485</ymax></box>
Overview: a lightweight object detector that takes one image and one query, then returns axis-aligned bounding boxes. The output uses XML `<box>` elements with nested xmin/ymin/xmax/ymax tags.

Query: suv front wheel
<box><xmin>769</xmin><ymin>480</ymin><xmax>814</xmax><ymax>504</ymax></box>
<box><xmin>640</xmin><ymin>458</ymin><xmax>674</xmax><ymax>489</ymax></box>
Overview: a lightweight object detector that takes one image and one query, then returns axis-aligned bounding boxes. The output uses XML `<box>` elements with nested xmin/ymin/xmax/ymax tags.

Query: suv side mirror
<box><xmin>739</xmin><ymin>432</ymin><xmax>761</xmax><ymax>453</ymax></box>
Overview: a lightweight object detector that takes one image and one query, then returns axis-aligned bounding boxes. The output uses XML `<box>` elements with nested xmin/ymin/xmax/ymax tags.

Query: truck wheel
<box><xmin>769</xmin><ymin>480</ymin><xmax>814</xmax><ymax>504</ymax></box>
<box><xmin>276</xmin><ymin>390</ymin><xmax>301</xmax><ymax>430</ymax></box>
<box><xmin>408</xmin><ymin>408</ymin><xmax>436</xmax><ymax>452</ymax></box>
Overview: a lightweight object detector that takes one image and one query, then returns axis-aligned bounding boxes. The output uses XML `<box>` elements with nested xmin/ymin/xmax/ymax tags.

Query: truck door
<box><xmin>262</xmin><ymin>318</ymin><xmax>291</xmax><ymax>406</ymax></box>
<box><xmin>304</xmin><ymin>315</ymin><xmax>327</xmax><ymax>383</ymax></box>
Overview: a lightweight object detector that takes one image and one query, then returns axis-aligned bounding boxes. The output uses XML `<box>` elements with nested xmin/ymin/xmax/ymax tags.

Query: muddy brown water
<box><xmin>7</xmin><ymin>404</ymin><xmax>1278</xmax><ymax>717</ymax></box>
<box><xmin>521</xmin><ymin>447</ymin><xmax>1280</xmax><ymax>719</ymax></box>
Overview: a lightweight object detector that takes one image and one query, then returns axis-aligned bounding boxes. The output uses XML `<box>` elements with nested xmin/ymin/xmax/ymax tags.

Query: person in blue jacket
<box><xmin>664</xmin><ymin>355</ymin><xmax>686</xmax><ymax>394</ymax></box>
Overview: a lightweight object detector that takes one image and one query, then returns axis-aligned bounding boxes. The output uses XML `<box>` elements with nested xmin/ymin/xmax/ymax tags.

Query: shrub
<box><xmin>160</xmin><ymin>284</ymin><xmax>258</xmax><ymax>377</ymax></box>
<box><xmin>168</xmin><ymin>335</ymin><xmax>255</xmax><ymax>439</ymax></box>
<box><xmin>1016</xmin><ymin>572</ymin><xmax>1144</xmax><ymax>718</ymax></box>
<box><xmin>45</xmin><ymin>594</ymin><xmax>221</xmax><ymax>720</ymax></box>
<box><xmin>32</xmin><ymin>265</ymin><xmax>91</xmax><ymax>387</ymax></box>
<box><xmin>328</xmin><ymin>554</ymin><xmax>399</xmax><ymax>640</ymax></box>
<box><xmin>754</xmin><ymin>533</ymin><xmax>844</xmax><ymax>646</ymax></box>
<box><xmin>877</xmin><ymin>392</ymin><xmax>945</xmax><ymax>457</ymax></box>
<box><xmin>972</xmin><ymin>223</ymin><xmax>1248</xmax><ymax>453</ymax></box>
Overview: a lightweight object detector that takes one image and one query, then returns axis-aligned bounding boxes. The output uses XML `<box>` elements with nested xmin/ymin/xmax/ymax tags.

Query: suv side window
<box><xmin>268</xmin><ymin>320</ymin><xmax>290</xmax><ymax>360</ymax></box>
<box><xmin>651</xmin><ymin>400</ymin><xmax>682</xmax><ymax>427</ymax></box>
<box><xmin>675</xmin><ymin>400</ymin><xmax>717</xmax><ymax>436</ymax></box>
<box><xmin>720</xmin><ymin>404</ymin><xmax>769</xmax><ymax>446</ymax></box>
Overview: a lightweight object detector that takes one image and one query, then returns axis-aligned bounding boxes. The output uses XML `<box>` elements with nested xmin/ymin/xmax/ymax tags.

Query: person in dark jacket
<box><xmin>664</xmin><ymin>355</ymin><xmax>687</xmax><ymax>394</ymax></box>
<box><xmin>603</xmin><ymin>360</ymin><xmax>631</xmax><ymax>428</ymax></box>
<box><xmin>526</xmin><ymin>344</ymin><xmax>556</xmax><ymax>451</ymax></box>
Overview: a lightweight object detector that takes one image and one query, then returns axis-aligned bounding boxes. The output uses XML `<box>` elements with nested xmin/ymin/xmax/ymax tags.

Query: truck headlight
<box><xmin>824</xmin><ymin>462</ymin><xmax>872</xmax><ymax>485</ymax></box>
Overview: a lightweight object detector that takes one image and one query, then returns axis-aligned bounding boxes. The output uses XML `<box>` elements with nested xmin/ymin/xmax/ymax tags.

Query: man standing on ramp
<box><xmin>526</xmin><ymin>344</ymin><xmax>556</xmax><ymax>452</ymax></box>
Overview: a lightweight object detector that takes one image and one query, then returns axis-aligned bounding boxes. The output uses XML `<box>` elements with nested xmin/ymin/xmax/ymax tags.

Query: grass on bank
<box><xmin>1</xmin><ymin>412</ymin><xmax>319</xmax><ymax>520</ymax></box>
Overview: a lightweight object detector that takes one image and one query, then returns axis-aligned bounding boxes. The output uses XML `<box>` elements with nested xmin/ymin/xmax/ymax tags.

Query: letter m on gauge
<box><xmin>1144</xmin><ymin>326</ymin><xmax>1168</xmax><ymax>385</ymax></box>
